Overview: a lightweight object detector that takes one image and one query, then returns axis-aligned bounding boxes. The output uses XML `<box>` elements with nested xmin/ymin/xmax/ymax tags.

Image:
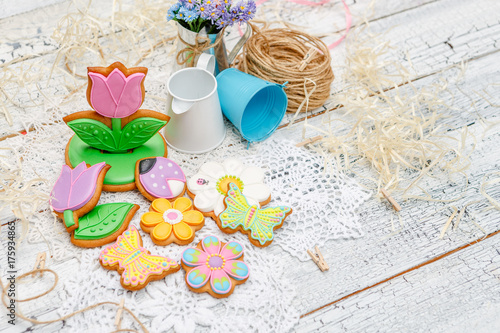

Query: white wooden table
<box><xmin>1</xmin><ymin>0</ymin><xmax>499</xmax><ymax>332</ymax></box>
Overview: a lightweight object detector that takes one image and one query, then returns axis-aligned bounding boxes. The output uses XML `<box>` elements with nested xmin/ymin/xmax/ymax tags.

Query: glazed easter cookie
<box><xmin>135</xmin><ymin>157</ymin><xmax>186</xmax><ymax>201</ymax></box>
<box><xmin>216</xmin><ymin>183</ymin><xmax>292</xmax><ymax>247</ymax></box>
<box><xmin>99</xmin><ymin>225</ymin><xmax>180</xmax><ymax>291</ymax></box>
<box><xmin>70</xmin><ymin>202</ymin><xmax>139</xmax><ymax>248</ymax></box>
<box><xmin>181</xmin><ymin>235</ymin><xmax>249</xmax><ymax>298</ymax></box>
<box><xmin>64</xmin><ymin>62</ymin><xmax>170</xmax><ymax>192</ymax></box>
<box><xmin>187</xmin><ymin>158</ymin><xmax>271</xmax><ymax>219</ymax></box>
<box><xmin>140</xmin><ymin>197</ymin><xmax>205</xmax><ymax>246</ymax></box>
<box><xmin>50</xmin><ymin>161</ymin><xmax>110</xmax><ymax>233</ymax></box>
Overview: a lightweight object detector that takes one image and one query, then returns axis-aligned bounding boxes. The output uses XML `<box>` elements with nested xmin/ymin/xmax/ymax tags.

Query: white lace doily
<box><xmin>245</xmin><ymin>139</ymin><xmax>371</xmax><ymax>261</ymax></box>
<box><xmin>57</xmin><ymin>222</ymin><xmax>299</xmax><ymax>332</ymax></box>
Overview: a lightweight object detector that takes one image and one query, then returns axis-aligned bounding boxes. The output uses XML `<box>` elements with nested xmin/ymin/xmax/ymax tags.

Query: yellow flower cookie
<box><xmin>140</xmin><ymin>197</ymin><xmax>205</xmax><ymax>245</ymax></box>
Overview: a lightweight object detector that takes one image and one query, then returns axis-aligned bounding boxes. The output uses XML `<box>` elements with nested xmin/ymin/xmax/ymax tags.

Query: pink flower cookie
<box><xmin>181</xmin><ymin>235</ymin><xmax>249</xmax><ymax>298</ymax></box>
<box><xmin>187</xmin><ymin>158</ymin><xmax>271</xmax><ymax>218</ymax></box>
<box><xmin>135</xmin><ymin>157</ymin><xmax>186</xmax><ymax>201</ymax></box>
<box><xmin>99</xmin><ymin>225</ymin><xmax>180</xmax><ymax>291</ymax></box>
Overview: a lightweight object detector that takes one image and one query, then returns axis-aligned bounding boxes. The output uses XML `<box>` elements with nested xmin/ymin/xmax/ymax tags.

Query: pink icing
<box><xmin>139</xmin><ymin>157</ymin><xmax>186</xmax><ymax>199</ymax></box>
<box><xmin>167</xmin><ymin>212</ymin><xmax>179</xmax><ymax>220</ymax></box>
<box><xmin>50</xmin><ymin>161</ymin><xmax>106</xmax><ymax>212</ymax></box>
<box><xmin>88</xmin><ymin>69</ymin><xmax>145</xmax><ymax>118</ymax></box>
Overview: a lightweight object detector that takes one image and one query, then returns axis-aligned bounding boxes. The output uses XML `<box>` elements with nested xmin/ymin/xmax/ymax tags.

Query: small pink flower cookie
<box><xmin>181</xmin><ymin>235</ymin><xmax>249</xmax><ymax>298</ymax></box>
<box><xmin>99</xmin><ymin>225</ymin><xmax>180</xmax><ymax>291</ymax></box>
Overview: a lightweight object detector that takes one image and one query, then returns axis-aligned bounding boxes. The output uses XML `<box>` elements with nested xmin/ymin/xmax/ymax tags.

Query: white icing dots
<box><xmin>161</xmin><ymin>174</ymin><xmax>164</xmax><ymax>178</ymax></box>
<box><xmin>153</xmin><ymin>183</ymin><xmax>158</xmax><ymax>188</ymax></box>
<box><xmin>162</xmin><ymin>186</ymin><xmax>166</xmax><ymax>189</ymax></box>
<box><xmin>168</xmin><ymin>163</ymin><xmax>173</xmax><ymax>167</ymax></box>
<box><xmin>150</xmin><ymin>174</ymin><xmax>155</xmax><ymax>178</ymax></box>
<box><xmin>174</xmin><ymin>171</ymin><xmax>178</xmax><ymax>175</ymax></box>
<box><xmin>159</xmin><ymin>165</ymin><xmax>164</xmax><ymax>170</ymax></box>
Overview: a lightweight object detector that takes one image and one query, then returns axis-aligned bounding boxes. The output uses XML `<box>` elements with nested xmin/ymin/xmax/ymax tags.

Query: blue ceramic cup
<box><xmin>216</xmin><ymin>68</ymin><xmax>288</xmax><ymax>143</ymax></box>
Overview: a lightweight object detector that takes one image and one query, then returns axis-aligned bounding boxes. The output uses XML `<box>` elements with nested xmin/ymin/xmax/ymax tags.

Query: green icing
<box><xmin>118</xmin><ymin>118</ymin><xmax>167</xmax><ymax>151</ymax></box>
<box><xmin>67</xmin><ymin>119</ymin><xmax>117</xmax><ymax>152</ymax></box>
<box><xmin>67</xmin><ymin>132</ymin><xmax>167</xmax><ymax>185</ymax></box>
<box><xmin>63</xmin><ymin>209</ymin><xmax>75</xmax><ymax>228</ymax></box>
<box><xmin>68</xmin><ymin>117</ymin><xmax>167</xmax><ymax>153</ymax></box>
<box><xmin>73</xmin><ymin>203</ymin><xmax>134</xmax><ymax>240</ymax></box>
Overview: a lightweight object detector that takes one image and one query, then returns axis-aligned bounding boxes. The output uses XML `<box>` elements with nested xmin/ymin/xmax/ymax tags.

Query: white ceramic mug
<box><xmin>164</xmin><ymin>54</ymin><xmax>226</xmax><ymax>153</ymax></box>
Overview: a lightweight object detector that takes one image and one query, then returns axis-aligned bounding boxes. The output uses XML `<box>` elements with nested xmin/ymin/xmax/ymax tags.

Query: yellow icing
<box><xmin>182</xmin><ymin>210</ymin><xmax>205</xmax><ymax>225</ymax></box>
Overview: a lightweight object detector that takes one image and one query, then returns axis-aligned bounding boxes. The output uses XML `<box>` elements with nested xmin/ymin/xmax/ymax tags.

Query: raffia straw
<box><xmin>0</xmin><ymin>149</ymin><xmax>49</xmax><ymax>242</ymax></box>
<box><xmin>0</xmin><ymin>268</ymin><xmax>148</xmax><ymax>332</ymax></box>
<box><xmin>439</xmin><ymin>206</ymin><xmax>458</xmax><ymax>239</ymax></box>
<box><xmin>51</xmin><ymin>0</ymin><xmax>177</xmax><ymax>78</ymax></box>
<box><xmin>236</xmin><ymin>22</ymin><xmax>334</xmax><ymax>113</ymax></box>
<box><xmin>304</xmin><ymin>21</ymin><xmax>474</xmax><ymax>201</ymax></box>
<box><xmin>453</xmin><ymin>200</ymin><xmax>481</xmax><ymax>231</ymax></box>
<box><xmin>480</xmin><ymin>172</ymin><xmax>500</xmax><ymax>210</ymax></box>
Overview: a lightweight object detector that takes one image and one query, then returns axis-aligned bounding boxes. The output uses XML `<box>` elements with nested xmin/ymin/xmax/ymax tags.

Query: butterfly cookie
<box><xmin>99</xmin><ymin>225</ymin><xmax>180</xmax><ymax>290</ymax></box>
<box><xmin>216</xmin><ymin>183</ymin><xmax>292</xmax><ymax>247</ymax></box>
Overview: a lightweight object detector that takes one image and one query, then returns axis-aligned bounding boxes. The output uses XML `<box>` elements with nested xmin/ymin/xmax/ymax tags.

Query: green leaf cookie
<box><xmin>73</xmin><ymin>202</ymin><xmax>136</xmax><ymax>240</ymax></box>
<box><xmin>118</xmin><ymin>117</ymin><xmax>167</xmax><ymax>151</ymax></box>
<box><xmin>67</xmin><ymin>119</ymin><xmax>117</xmax><ymax>151</ymax></box>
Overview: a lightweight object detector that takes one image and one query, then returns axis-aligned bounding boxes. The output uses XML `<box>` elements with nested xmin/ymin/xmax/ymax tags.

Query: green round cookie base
<box><xmin>67</xmin><ymin>133</ymin><xmax>167</xmax><ymax>186</ymax></box>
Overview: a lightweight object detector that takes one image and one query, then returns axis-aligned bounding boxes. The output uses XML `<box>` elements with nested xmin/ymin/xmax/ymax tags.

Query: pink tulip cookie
<box><xmin>187</xmin><ymin>158</ymin><xmax>271</xmax><ymax>218</ymax></box>
<box><xmin>135</xmin><ymin>157</ymin><xmax>186</xmax><ymax>201</ymax></box>
<box><xmin>50</xmin><ymin>161</ymin><xmax>110</xmax><ymax>233</ymax></box>
<box><xmin>181</xmin><ymin>235</ymin><xmax>249</xmax><ymax>298</ymax></box>
<box><xmin>100</xmin><ymin>225</ymin><xmax>180</xmax><ymax>291</ymax></box>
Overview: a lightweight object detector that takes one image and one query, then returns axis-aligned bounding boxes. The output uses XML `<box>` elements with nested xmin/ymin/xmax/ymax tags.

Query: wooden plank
<box><xmin>296</xmin><ymin>232</ymin><xmax>500</xmax><ymax>332</ymax></box>
<box><xmin>0</xmin><ymin>0</ymin><xmax>68</xmax><ymax>19</ymax></box>
<box><xmin>2</xmin><ymin>0</ymin><xmax>497</xmax><ymax>135</ymax></box>
<box><xmin>269</xmin><ymin>118</ymin><xmax>500</xmax><ymax>314</ymax></box>
<box><xmin>285</xmin><ymin>0</ymin><xmax>500</xmax><ymax>121</ymax></box>
<box><xmin>0</xmin><ymin>0</ymin><xmax>437</xmax><ymax>64</ymax></box>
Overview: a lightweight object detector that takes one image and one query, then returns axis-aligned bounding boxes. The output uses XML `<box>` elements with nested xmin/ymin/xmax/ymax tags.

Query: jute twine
<box><xmin>176</xmin><ymin>29</ymin><xmax>224</xmax><ymax>67</ymax></box>
<box><xmin>0</xmin><ymin>268</ymin><xmax>148</xmax><ymax>332</ymax></box>
<box><xmin>236</xmin><ymin>23</ymin><xmax>334</xmax><ymax>112</ymax></box>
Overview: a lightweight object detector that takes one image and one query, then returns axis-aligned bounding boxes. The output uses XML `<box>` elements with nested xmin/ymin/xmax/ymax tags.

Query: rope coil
<box><xmin>236</xmin><ymin>24</ymin><xmax>334</xmax><ymax>112</ymax></box>
<box><xmin>176</xmin><ymin>29</ymin><xmax>224</xmax><ymax>67</ymax></box>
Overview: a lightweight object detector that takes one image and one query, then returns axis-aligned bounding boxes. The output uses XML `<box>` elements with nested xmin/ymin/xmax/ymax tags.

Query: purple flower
<box><xmin>235</xmin><ymin>1</ymin><xmax>255</xmax><ymax>21</ymax></box>
<box><xmin>180</xmin><ymin>0</ymin><xmax>197</xmax><ymax>10</ymax></box>
<box><xmin>207</xmin><ymin>6</ymin><xmax>221</xmax><ymax>23</ymax></box>
<box><xmin>196</xmin><ymin>2</ymin><xmax>214</xmax><ymax>19</ymax></box>
<box><xmin>215</xmin><ymin>15</ymin><xmax>230</xmax><ymax>29</ymax></box>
